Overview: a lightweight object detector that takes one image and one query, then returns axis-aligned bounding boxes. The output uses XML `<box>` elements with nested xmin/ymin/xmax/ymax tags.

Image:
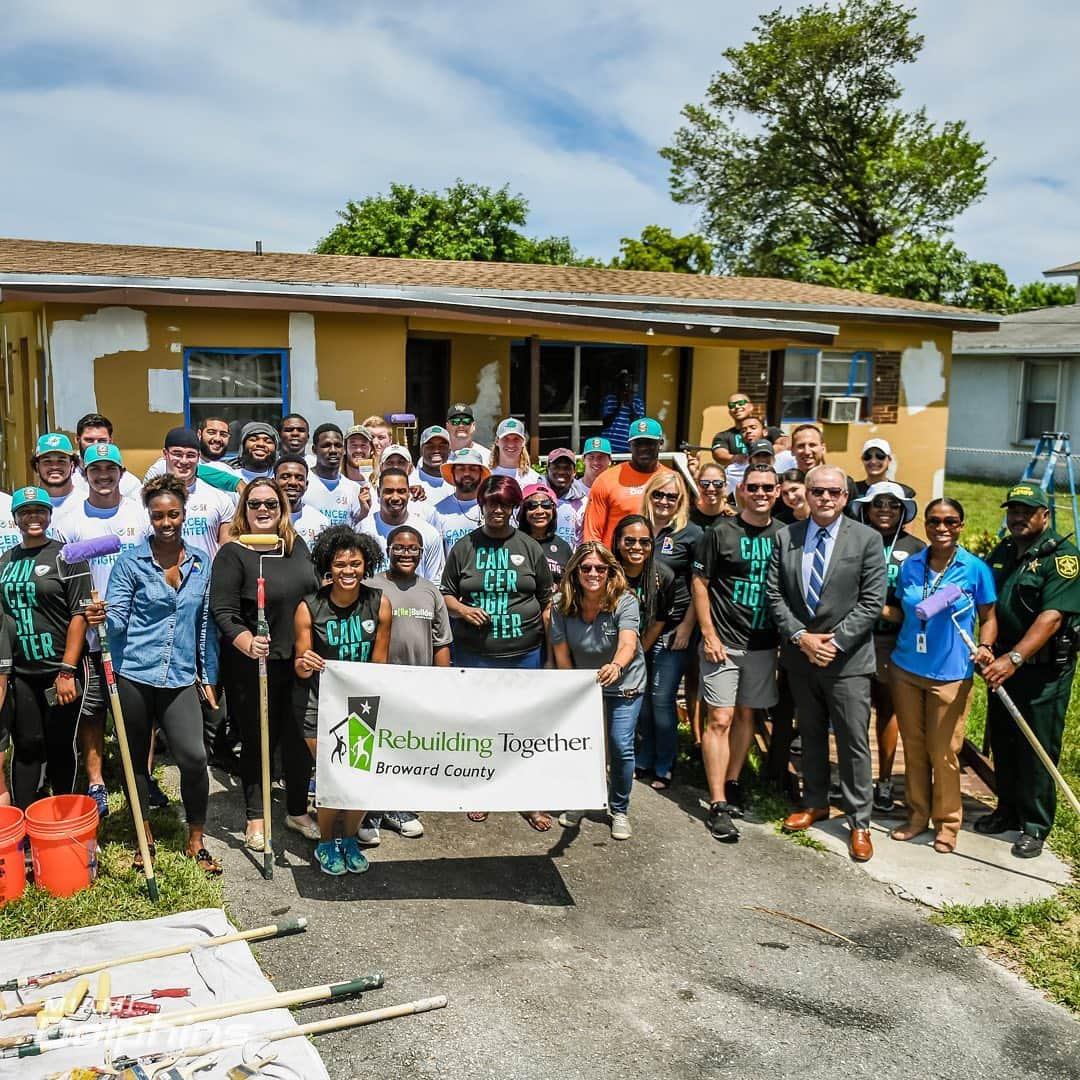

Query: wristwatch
<box><xmin>1008</xmin><ymin>651</ymin><xmax>1024</xmax><ymax>667</ymax></box>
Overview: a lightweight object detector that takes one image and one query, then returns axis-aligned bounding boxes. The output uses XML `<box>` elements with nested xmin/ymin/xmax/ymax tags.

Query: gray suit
<box><xmin>766</xmin><ymin>516</ymin><xmax>887</xmax><ymax>828</ymax></box>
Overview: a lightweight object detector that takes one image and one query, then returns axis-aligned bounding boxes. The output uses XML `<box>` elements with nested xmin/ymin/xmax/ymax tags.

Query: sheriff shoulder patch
<box><xmin>1055</xmin><ymin>554</ymin><xmax>1078</xmax><ymax>579</ymax></box>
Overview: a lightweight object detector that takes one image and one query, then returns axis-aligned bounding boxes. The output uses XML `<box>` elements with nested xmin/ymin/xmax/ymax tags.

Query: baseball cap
<box><xmin>446</xmin><ymin>403</ymin><xmax>474</xmax><ymax>422</ymax></box>
<box><xmin>582</xmin><ymin>436</ymin><xmax>612</xmax><ymax>457</ymax></box>
<box><xmin>748</xmin><ymin>438</ymin><xmax>775</xmax><ymax>458</ymax></box>
<box><xmin>11</xmin><ymin>485</ymin><xmax>52</xmax><ymax>513</ymax></box>
<box><xmin>627</xmin><ymin>417</ymin><xmax>664</xmax><ymax>442</ymax></box>
<box><xmin>33</xmin><ymin>432</ymin><xmax>75</xmax><ymax>458</ymax></box>
<box><xmin>381</xmin><ymin>443</ymin><xmax>412</xmax><ymax>466</ymax></box>
<box><xmin>496</xmin><ymin>417</ymin><xmax>527</xmax><ymax>440</ymax></box>
<box><xmin>521</xmin><ymin>482</ymin><xmax>558</xmax><ymax>504</ymax></box>
<box><xmin>441</xmin><ymin>447</ymin><xmax>491</xmax><ymax>483</ymax></box>
<box><xmin>853</xmin><ymin>481</ymin><xmax>917</xmax><ymax>524</ymax></box>
<box><xmin>83</xmin><ymin>442</ymin><xmax>124</xmax><ymax>468</ymax></box>
<box><xmin>547</xmin><ymin>447</ymin><xmax>576</xmax><ymax>466</ymax></box>
<box><xmin>1002</xmin><ymin>483</ymin><xmax>1049</xmax><ymax>509</ymax></box>
<box><xmin>345</xmin><ymin>424</ymin><xmax>374</xmax><ymax>443</ymax></box>
<box><xmin>420</xmin><ymin>425</ymin><xmax>451</xmax><ymax>446</ymax></box>
<box><xmin>862</xmin><ymin>438</ymin><xmax>893</xmax><ymax>457</ymax></box>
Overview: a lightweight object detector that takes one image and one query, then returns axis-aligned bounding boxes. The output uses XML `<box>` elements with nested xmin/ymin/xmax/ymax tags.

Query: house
<box><xmin>950</xmin><ymin>261</ymin><xmax>1080</xmax><ymax>483</ymax></box>
<box><xmin>0</xmin><ymin>238</ymin><xmax>996</xmax><ymax>494</ymax></box>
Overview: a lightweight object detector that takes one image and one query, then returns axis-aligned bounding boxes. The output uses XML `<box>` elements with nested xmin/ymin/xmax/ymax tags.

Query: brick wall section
<box><xmin>737</xmin><ymin>349</ymin><xmax>770</xmax><ymax>417</ymax></box>
<box><xmin>871</xmin><ymin>350</ymin><xmax>901</xmax><ymax>424</ymax></box>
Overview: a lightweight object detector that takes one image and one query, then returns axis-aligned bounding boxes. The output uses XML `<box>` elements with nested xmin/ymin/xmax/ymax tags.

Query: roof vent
<box><xmin>255</xmin><ymin>241</ymin><xmax>263</xmax><ymax>256</ymax></box>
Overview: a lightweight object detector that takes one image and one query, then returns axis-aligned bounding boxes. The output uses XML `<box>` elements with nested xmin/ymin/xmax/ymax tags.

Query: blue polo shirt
<box><xmin>891</xmin><ymin>546</ymin><xmax>996</xmax><ymax>682</ymax></box>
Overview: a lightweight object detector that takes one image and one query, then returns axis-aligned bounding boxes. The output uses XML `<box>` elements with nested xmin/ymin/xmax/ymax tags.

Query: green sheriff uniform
<box><xmin>986</xmin><ymin>512</ymin><xmax>1080</xmax><ymax>841</ymax></box>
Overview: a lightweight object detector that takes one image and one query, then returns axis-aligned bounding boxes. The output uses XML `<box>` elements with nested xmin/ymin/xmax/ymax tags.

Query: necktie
<box><xmin>806</xmin><ymin>526</ymin><xmax>827</xmax><ymax>616</ymax></box>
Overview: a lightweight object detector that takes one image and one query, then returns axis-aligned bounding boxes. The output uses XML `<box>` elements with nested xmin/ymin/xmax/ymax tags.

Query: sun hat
<box><xmin>853</xmin><ymin>480</ymin><xmax>917</xmax><ymax>524</ymax></box>
<box><xmin>441</xmin><ymin>447</ymin><xmax>491</xmax><ymax>484</ymax></box>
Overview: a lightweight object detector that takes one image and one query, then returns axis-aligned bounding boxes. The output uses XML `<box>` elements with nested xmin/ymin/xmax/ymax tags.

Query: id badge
<box><xmin>915</xmin><ymin>632</ymin><xmax>928</xmax><ymax>654</ymax></box>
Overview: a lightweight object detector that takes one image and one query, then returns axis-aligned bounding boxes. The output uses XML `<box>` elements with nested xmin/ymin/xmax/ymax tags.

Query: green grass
<box><xmin>0</xmin><ymin>774</ymin><xmax>223</xmax><ymax>939</ymax></box>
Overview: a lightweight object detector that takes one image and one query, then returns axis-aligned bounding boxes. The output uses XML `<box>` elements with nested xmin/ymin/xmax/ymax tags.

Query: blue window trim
<box><xmin>182</xmin><ymin>347</ymin><xmax>290</xmax><ymax>426</ymax></box>
<box><xmin>781</xmin><ymin>348</ymin><xmax>875</xmax><ymax>424</ymax></box>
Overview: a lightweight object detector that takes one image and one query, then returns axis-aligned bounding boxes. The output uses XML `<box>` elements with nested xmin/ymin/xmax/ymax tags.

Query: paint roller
<box><xmin>60</xmin><ymin>533</ymin><xmax>159</xmax><ymax>900</ymax></box>
<box><xmin>916</xmin><ymin>583</ymin><xmax>1080</xmax><ymax>815</ymax></box>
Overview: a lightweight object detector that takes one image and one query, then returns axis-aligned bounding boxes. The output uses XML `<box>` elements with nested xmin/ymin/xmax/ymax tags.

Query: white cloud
<box><xmin>1</xmin><ymin>0</ymin><xmax>1077</xmax><ymax>280</ymax></box>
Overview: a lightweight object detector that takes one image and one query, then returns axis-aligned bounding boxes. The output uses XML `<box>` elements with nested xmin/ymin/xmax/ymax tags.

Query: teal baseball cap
<box><xmin>33</xmin><ymin>432</ymin><xmax>75</xmax><ymax>458</ymax></box>
<box><xmin>582</xmin><ymin>436</ymin><xmax>612</xmax><ymax>457</ymax></box>
<box><xmin>627</xmin><ymin>417</ymin><xmax>664</xmax><ymax>442</ymax></box>
<box><xmin>11</xmin><ymin>485</ymin><xmax>52</xmax><ymax>513</ymax></box>
<box><xmin>83</xmin><ymin>442</ymin><xmax>124</xmax><ymax>469</ymax></box>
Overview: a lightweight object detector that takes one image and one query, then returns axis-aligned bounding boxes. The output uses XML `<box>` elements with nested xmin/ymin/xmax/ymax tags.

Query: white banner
<box><xmin>315</xmin><ymin>662</ymin><xmax>609</xmax><ymax>812</ymax></box>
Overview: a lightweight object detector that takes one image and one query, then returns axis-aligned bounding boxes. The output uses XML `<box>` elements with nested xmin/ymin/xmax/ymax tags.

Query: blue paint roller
<box><xmin>915</xmin><ymin>582</ymin><xmax>1080</xmax><ymax>815</ymax></box>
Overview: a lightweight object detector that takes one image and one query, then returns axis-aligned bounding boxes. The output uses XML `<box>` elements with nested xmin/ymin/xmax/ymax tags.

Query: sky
<box><xmin>1</xmin><ymin>0</ymin><xmax>1076</xmax><ymax>283</ymax></box>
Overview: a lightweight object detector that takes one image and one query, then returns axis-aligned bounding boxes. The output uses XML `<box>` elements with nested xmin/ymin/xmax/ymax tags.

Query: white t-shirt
<box><xmin>491</xmin><ymin>464</ymin><xmax>542</xmax><ymax>486</ymax></box>
<box><xmin>359</xmin><ymin>512</ymin><xmax>445</xmax><ymax>584</ymax></box>
<box><xmin>180</xmin><ymin>478</ymin><xmax>235</xmax><ymax>560</ymax></box>
<box><xmin>73</xmin><ymin>468</ymin><xmax>142</xmax><ymax>500</ymax></box>
<box><xmin>430</xmin><ymin>492</ymin><xmax>482</xmax><ymax>555</ymax></box>
<box><xmin>291</xmin><ymin>504</ymin><xmax>331</xmax><ymax>551</ymax></box>
<box><xmin>416</xmin><ymin>468</ymin><xmax>452</xmax><ymax>503</ymax></box>
<box><xmin>304</xmin><ymin>473</ymin><xmax>367</xmax><ymax>528</ymax></box>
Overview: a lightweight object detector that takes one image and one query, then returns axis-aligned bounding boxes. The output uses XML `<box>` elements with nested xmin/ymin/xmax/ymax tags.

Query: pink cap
<box><xmin>521</xmin><ymin>483</ymin><xmax>557</xmax><ymax>503</ymax></box>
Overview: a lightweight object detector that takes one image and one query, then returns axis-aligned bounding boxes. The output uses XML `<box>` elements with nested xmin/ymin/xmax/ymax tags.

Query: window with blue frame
<box><xmin>780</xmin><ymin>348</ymin><xmax>872</xmax><ymax>422</ymax></box>
<box><xmin>184</xmin><ymin>348</ymin><xmax>289</xmax><ymax>429</ymax></box>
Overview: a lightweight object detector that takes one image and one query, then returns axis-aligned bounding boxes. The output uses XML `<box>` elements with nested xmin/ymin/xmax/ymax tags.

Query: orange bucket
<box><xmin>26</xmin><ymin>795</ymin><xmax>99</xmax><ymax>897</ymax></box>
<box><xmin>0</xmin><ymin>805</ymin><xmax>26</xmax><ymax>904</ymax></box>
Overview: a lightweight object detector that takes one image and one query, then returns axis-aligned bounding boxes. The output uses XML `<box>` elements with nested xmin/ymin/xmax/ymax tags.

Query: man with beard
<box><xmin>144</xmin><ymin>415</ymin><xmax>236</xmax><ymax>480</ymax></box>
<box><xmin>360</xmin><ymin>469</ymin><xmax>443</xmax><ymax>582</ymax></box>
<box><xmin>544</xmin><ymin>448</ymin><xmax>587</xmax><ymax>547</ymax></box>
<box><xmin>303</xmin><ymin>424</ymin><xmax>368</xmax><ymax>527</ymax></box>
<box><xmin>73</xmin><ymin>413</ymin><xmax>141</xmax><ymax>499</ymax></box>
<box><xmin>32</xmin><ymin>432</ymin><xmax>81</xmax><ymax>513</ymax></box>
<box><xmin>274</xmin><ymin>455</ymin><xmax>332</xmax><ymax>550</ymax></box>
<box><xmin>232</xmin><ymin>421</ymin><xmax>279</xmax><ymax>483</ymax></box>
<box><xmin>416</xmin><ymin>425</ymin><xmax>453</xmax><ymax>501</ymax></box>
<box><xmin>431</xmin><ymin>448</ymin><xmax>489</xmax><ymax>555</ymax></box>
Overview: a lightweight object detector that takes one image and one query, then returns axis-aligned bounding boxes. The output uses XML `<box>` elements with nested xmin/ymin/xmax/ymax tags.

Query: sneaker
<box><xmin>87</xmin><ymin>783</ymin><xmax>110</xmax><ymax>818</ymax></box>
<box><xmin>285</xmin><ymin>814</ymin><xmax>321</xmax><ymax>841</ymax></box>
<box><xmin>558</xmin><ymin>810</ymin><xmax>584</xmax><ymax>828</ymax></box>
<box><xmin>356</xmin><ymin>825</ymin><xmax>381</xmax><ymax>846</ymax></box>
<box><xmin>315</xmin><ymin>839</ymin><xmax>346</xmax><ymax>876</ymax></box>
<box><xmin>707</xmin><ymin>802</ymin><xmax>740</xmax><ymax>843</ymax></box>
<box><xmin>340</xmin><ymin>836</ymin><xmax>370</xmax><ymax>873</ymax></box>
<box><xmin>382</xmin><ymin>811</ymin><xmax>424</xmax><ymax>838</ymax></box>
<box><xmin>873</xmin><ymin>779</ymin><xmax>895</xmax><ymax>813</ymax></box>
<box><xmin>147</xmin><ymin>777</ymin><xmax>169</xmax><ymax>810</ymax></box>
<box><xmin>724</xmin><ymin>780</ymin><xmax>745</xmax><ymax>819</ymax></box>
<box><xmin>609</xmin><ymin>812</ymin><xmax>631</xmax><ymax>840</ymax></box>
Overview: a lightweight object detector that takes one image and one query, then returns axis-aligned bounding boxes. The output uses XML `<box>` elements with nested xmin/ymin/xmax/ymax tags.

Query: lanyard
<box><xmin>920</xmin><ymin>548</ymin><xmax>958</xmax><ymax>625</ymax></box>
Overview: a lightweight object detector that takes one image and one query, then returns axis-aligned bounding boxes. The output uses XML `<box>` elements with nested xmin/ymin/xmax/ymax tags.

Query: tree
<box><xmin>1012</xmin><ymin>281</ymin><xmax>1076</xmax><ymax>311</ymax></box>
<box><xmin>661</xmin><ymin>1</ymin><xmax>991</xmax><ymax>275</ymax></box>
<box><xmin>315</xmin><ymin>180</ymin><xmax>591</xmax><ymax>265</ymax></box>
<box><xmin>610</xmin><ymin>225</ymin><xmax>713</xmax><ymax>274</ymax></box>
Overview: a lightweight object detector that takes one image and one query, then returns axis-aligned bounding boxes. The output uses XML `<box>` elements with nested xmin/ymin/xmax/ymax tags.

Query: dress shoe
<box><xmin>973</xmin><ymin>810</ymin><xmax>1018</xmax><ymax>835</ymax></box>
<box><xmin>782</xmin><ymin>807</ymin><xmax>829</xmax><ymax>832</ymax></box>
<box><xmin>849</xmin><ymin>828</ymin><xmax>873</xmax><ymax>862</ymax></box>
<box><xmin>1012</xmin><ymin>833</ymin><xmax>1044</xmax><ymax>859</ymax></box>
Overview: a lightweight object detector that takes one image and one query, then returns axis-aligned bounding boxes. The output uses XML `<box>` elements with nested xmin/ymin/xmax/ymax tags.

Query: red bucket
<box><xmin>0</xmin><ymin>805</ymin><xmax>26</xmax><ymax>904</ymax></box>
<box><xmin>26</xmin><ymin>795</ymin><xmax>99</xmax><ymax>897</ymax></box>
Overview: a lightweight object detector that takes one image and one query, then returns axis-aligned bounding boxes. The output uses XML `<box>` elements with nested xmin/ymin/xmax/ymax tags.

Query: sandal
<box><xmin>890</xmin><ymin>822</ymin><xmax>929</xmax><ymax>842</ymax></box>
<box><xmin>522</xmin><ymin>812</ymin><xmax>552</xmax><ymax>832</ymax></box>
<box><xmin>186</xmin><ymin>847</ymin><xmax>223</xmax><ymax>876</ymax></box>
<box><xmin>132</xmin><ymin>842</ymin><xmax>157</xmax><ymax>871</ymax></box>
<box><xmin>466</xmin><ymin>811</ymin><xmax>488</xmax><ymax>823</ymax></box>
<box><xmin>650</xmin><ymin>775</ymin><xmax>672</xmax><ymax>791</ymax></box>
<box><xmin>933</xmin><ymin>837</ymin><xmax>955</xmax><ymax>854</ymax></box>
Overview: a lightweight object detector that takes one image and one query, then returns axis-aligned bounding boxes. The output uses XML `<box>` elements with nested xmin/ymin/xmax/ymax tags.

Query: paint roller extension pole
<box><xmin>0</xmin><ymin>917</ymin><xmax>308</xmax><ymax>992</ymax></box>
<box><xmin>257</xmin><ymin>571</ymin><xmax>272</xmax><ymax>879</ymax></box>
<box><xmin>918</xmin><ymin>585</ymin><xmax>1080</xmax><ymax>817</ymax></box>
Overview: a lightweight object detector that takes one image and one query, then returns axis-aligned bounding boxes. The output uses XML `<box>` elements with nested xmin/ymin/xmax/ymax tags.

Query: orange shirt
<box><xmin>582</xmin><ymin>462</ymin><xmax>672</xmax><ymax>550</ymax></box>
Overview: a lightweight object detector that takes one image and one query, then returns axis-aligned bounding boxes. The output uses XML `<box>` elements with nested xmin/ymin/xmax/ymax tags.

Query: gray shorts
<box><xmin>700</xmin><ymin>647</ymin><xmax>779</xmax><ymax>709</ymax></box>
<box><xmin>80</xmin><ymin>652</ymin><xmax>107</xmax><ymax>715</ymax></box>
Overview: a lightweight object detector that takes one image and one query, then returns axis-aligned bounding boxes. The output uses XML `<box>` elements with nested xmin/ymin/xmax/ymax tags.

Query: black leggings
<box><xmin>11</xmin><ymin>672</ymin><xmax>85</xmax><ymax>810</ymax></box>
<box><xmin>222</xmin><ymin>656</ymin><xmax>308</xmax><ymax>820</ymax></box>
<box><xmin>117</xmin><ymin>677</ymin><xmax>208</xmax><ymax>826</ymax></box>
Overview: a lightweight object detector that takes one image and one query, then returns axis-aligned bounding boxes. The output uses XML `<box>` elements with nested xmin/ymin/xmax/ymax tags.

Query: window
<box><xmin>1018</xmin><ymin>360</ymin><xmax>1062</xmax><ymax>442</ymax></box>
<box><xmin>780</xmin><ymin>349</ymin><xmax>871</xmax><ymax>422</ymax></box>
<box><xmin>184</xmin><ymin>348</ymin><xmax>288</xmax><ymax>429</ymax></box>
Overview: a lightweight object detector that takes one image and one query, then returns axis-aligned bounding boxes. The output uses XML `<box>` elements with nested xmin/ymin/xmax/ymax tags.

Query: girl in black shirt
<box><xmin>210</xmin><ymin>478</ymin><xmax>318</xmax><ymax>852</ymax></box>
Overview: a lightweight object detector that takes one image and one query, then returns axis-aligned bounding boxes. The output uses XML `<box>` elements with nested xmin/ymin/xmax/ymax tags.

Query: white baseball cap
<box><xmin>496</xmin><ymin>417</ymin><xmax>527</xmax><ymax>440</ymax></box>
<box><xmin>381</xmin><ymin>443</ymin><xmax>412</xmax><ymax>465</ymax></box>
<box><xmin>861</xmin><ymin>438</ymin><xmax>893</xmax><ymax>457</ymax></box>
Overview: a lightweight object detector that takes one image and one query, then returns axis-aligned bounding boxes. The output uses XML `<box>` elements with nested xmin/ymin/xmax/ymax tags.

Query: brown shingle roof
<box><xmin>1044</xmin><ymin>260</ymin><xmax>1080</xmax><ymax>276</ymax></box>
<box><xmin>0</xmin><ymin>237</ymin><xmax>987</xmax><ymax>320</ymax></box>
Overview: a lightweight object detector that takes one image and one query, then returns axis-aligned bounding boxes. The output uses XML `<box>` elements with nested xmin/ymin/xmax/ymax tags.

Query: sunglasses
<box><xmin>621</xmin><ymin>537</ymin><xmax>653</xmax><ymax>548</ymax></box>
<box><xmin>650</xmin><ymin>491</ymin><xmax>679</xmax><ymax>503</ymax></box>
<box><xmin>862</xmin><ymin>451</ymin><xmax>888</xmax><ymax>461</ymax></box>
<box><xmin>524</xmin><ymin>500</ymin><xmax>555</xmax><ymax>511</ymax></box>
<box><xmin>390</xmin><ymin>544</ymin><xmax>423</xmax><ymax>556</ymax></box>
<box><xmin>448</xmin><ymin>417</ymin><xmax>473</xmax><ymax>426</ymax></box>
<box><xmin>927</xmin><ymin>516</ymin><xmax>962</xmax><ymax>528</ymax></box>
<box><xmin>247</xmin><ymin>499</ymin><xmax>280</xmax><ymax>511</ymax></box>
<box><xmin>727</xmin><ymin>399</ymin><xmax>749</xmax><ymax>409</ymax></box>
<box><xmin>808</xmin><ymin>487</ymin><xmax>844</xmax><ymax>498</ymax></box>
<box><xmin>578</xmin><ymin>564</ymin><xmax>610</xmax><ymax>576</ymax></box>
<box><xmin>698</xmin><ymin>478</ymin><xmax>724</xmax><ymax>489</ymax></box>
<box><xmin>745</xmin><ymin>483</ymin><xmax>776</xmax><ymax>493</ymax></box>
<box><xmin>871</xmin><ymin>499</ymin><xmax>902</xmax><ymax>511</ymax></box>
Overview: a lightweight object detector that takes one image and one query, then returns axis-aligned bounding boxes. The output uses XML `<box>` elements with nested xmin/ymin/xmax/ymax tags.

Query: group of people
<box><xmin>0</xmin><ymin>394</ymin><xmax>1074</xmax><ymax>881</ymax></box>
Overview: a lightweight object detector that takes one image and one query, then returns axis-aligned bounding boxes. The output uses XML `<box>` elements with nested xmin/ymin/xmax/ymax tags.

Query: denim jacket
<box><xmin>105</xmin><ymin>541</ymin><xmax>219</xmax><ymax>688</ymax></box>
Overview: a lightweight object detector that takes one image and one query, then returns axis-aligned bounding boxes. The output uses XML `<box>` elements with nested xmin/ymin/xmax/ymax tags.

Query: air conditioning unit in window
<box><xmin>819</xmin><ymin>396</ymin><xmax>861</xmax><ymax>424</ymax></box>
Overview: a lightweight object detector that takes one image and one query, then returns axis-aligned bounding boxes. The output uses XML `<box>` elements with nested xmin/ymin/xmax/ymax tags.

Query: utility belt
<box><xmin>997</xmin><ymin>625</ymin><xmax>1080</xmax><ymax>668</ymax></box>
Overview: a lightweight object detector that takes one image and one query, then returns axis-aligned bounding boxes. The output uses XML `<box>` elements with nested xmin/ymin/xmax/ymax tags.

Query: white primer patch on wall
<box><xmin>288</xmin><ymin>313</ymin><xmax>353</xmax><ymax>429</ymax></box>
<box><xmin>900</xmin><ymin>340</ymin><xmax>946</xmax><ymax>415</ymax></box>
<box><xmin>472</xmin><ymin>361</ymin><xmax>502</xmax><ymax>446</ymax></box>
<box><xmin>48</xmin><ymin>307</ymin><xmax>149</xmax><ymax>429</ymax></box>
<box><xmin>148</xmin><ymin>369</ymin><xmax>184</xmax><ymax>413</ymax></box>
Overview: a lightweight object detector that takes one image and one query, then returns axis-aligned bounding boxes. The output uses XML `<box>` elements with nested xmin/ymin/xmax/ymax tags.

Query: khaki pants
<box><xmin>889</xmin><ymin>665</ymin><xmax>973</xmax><ymax>842</ymax></box>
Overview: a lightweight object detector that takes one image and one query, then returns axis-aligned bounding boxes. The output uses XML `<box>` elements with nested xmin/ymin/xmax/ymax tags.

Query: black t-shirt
<box><xmin>773</xmin><ymin>501</ymin><xmax>797</xmax><ymax>525</ymax></box>
<box><xmin>624</xmin><ymin>560</ymin><xmax>677</xmax><ymax>633</ymax></box>
<box><xmin>441</xmin><ymin>529</ymin><xmax>553</xmax><ymax>658</ymax></box>
<box><xmin>693</xmin><ymin>515</ymin><xmax>783</xmax><ymax>650</ymax></box>
<box><xmin>0</xmin><ymin>540</ymin><xmax>90</xmax><ymax>675</ymax></box>
<box><xmin>655</xmin><ymin>522</ymin><xmax>704</xmax><ymax>626</ymax></box>
<box><xmin>520</xmin><ymin>529</ymin><xmax>573</xmax><ymax>588</ymax></box>
<box><xmin>874</xmin><ymin>530</ymin><xmax>927</xmax><ymax>636</ymax></box>
<box><xmin>855</xmin><ymin>478</ymin><xmax>916</xmax><ymax>499</ymax></box>
<box><xmin>711</xmin><ymin>425</ymin><xmax>784</xmax><ymax>454</ymax></box>
<box><xmin>689</xmin><ymin>506</ymin><xmax>726</xmax><ymax>531</ymax></box>
<box><xmin>305</xmin><ymin>585</ymin><xmax>383</xmax><ymax>664</ymax></box>
<box><xmin>210</xmin><ymin>538</ymin><xmax>318</xmax><ymax>660</ymax></box>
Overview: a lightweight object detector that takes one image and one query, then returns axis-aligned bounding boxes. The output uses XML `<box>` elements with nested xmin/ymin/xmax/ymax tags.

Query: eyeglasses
<box><xmin>871</xmin><ymin>499</ymin><xmax>902</xmax><ymax>511</ymax></box>
<box><xmin>166</xmin><ymin>451</ymin><xmax>199</xmax><ymax>463</ymax></box>
<box><xmin>390</xmin><ymin>544</ymin><xmax>423</xmax><ymax>556</ymax></box>
<box><xmin>862</xmin><ymin>451</ymin><xmax>888</xmax><ymax>461</ymax></box>
<box><xmin>727</xmin><ymin>399</ymin><xmax>749</xmax><ymax>409</ymax></box>
<box><xmin>745</xmin><ymin>483</ymin><xmax>776</xmax><ymax>493</ymax></box>
<box><xmin>650</xmin><ymin>491</ymin><xmax>679</xmax><ymax>503</ymax></box>
<box><xmin>698</xmin><ymin>478</ymin><xmax>724</xmax><ymax>489</ymax></box>
<box><xmin>524</xmin><ymin>500</ymin><xmax>555</xmax><ymax>511</ymax></box>
<box><xmin>448</xmin><ymin>417</ymin><xmax>473</xmax><ymax>426</ymax></box>
<box><xmin>578</xmin><ymin>564</ymin><xmax>610</xmax><ymax>576</ymax></box>
<box><xmin>621</xmin><ymin>537</ymin><xmax>653</xmax><ymax>548</ymax></box>
<box><xmin>926</xmin><ymin>516</ymin><xmax>962</xmax><ymax>528</ymax></box>
<box><xmin>247</xmin><ymin>499</ymin><xmax>280</xmax><ymax>511</ymax></box>
<box><xmin>808</xmin><ymin>487</ymin><xmax>844</xmax><ymax>498</ymax></box>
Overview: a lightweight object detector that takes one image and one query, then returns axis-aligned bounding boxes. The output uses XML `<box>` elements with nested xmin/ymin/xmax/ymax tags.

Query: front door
<box><xmin>406</xmin><ymin>338</ymin><xmax>451</xmax><ymax>434</ymax></box>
